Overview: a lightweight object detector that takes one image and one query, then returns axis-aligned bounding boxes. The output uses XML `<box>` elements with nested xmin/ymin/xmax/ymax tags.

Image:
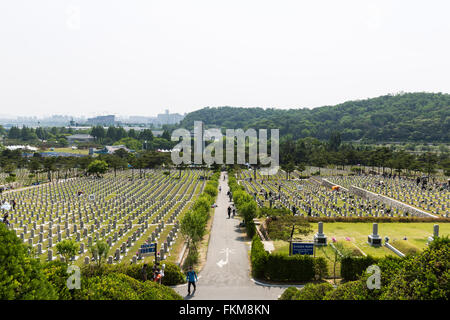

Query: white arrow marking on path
<box><xmin>217</xmin><ymin>248</ymin><xmax>234</xmax><ymax>268</ymax></box>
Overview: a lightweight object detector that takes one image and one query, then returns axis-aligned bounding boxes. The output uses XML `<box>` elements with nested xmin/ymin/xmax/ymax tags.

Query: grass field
<box><xmin>39</xmin><ymin>147</ymin><xmax>89</xmax><ymax>155</ymax></box>
<box><xmin>272</xmin><ymin>222</ymin><xmax>450</xmax><ymax>258</ymax></box>
<box><xmin>271</xmin><ymin>222</ymin><xmax>449</xmax><ymax>278</ymax></box>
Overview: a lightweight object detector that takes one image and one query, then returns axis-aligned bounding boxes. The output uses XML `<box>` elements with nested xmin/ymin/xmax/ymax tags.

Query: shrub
<box><xmin>251</xmin><ymin>236</ymin><xmax>268</xmax><ymax>278</ymax></box>
<box><xmin>324</xmin><ymin>280</ymin><xmax>376</xmax><ymax>300</ymax></box>
<box><xmin>182</xmin><ymin>249</ymin><xmax>199</xmax><ymax>271</ymax></box>
<box><xmin>74</xmin><ymin>273</ymin><xmax>183</xmax><ymax>300</ymax></box>
<box><xmin>0</xmin><ymin>223</ymin><xmax>57</xmax><ymax>300</ymax></box>
<box><xmin>248</xmin><ymin>206</ymin><xmax>325</xmax><ymax>282</ymax></box>
<box><xmin>294</xmin><ymin>282</ymin><xmax>335</xmax><ymax>300</ymax></box>
<box><xmin>246</xmin><ymin>220</ymin><xmax>257</xmax><ymax>239</ymax></box>
<box><xmin>301</xmin><ymin>237</ymin><xmax>450</xmax><ymax>300</ymax></box>
<box><xmin>56</xmin><ymin>239</ymin><xmax>79</xmax><ymax>264</ymax></box>
<box><xmin>341</xmin><ymin>255</ymin><xmax>379</xmax><ymax>281</ymax></box>
<box><xmin>42</xmin><ymin>260</ymin><xmax>75</xmax><ymax>300</ymax></box>
<box><xmin>380</xmin><ymin>236</ymin><xmax>450</xmax><ymax>300</ymax></box>
<box><xmin>264</xmin><ymin>253</ymin><xmax>316</xmax><ymax>282</ymax></box>
<box><xmin>229</xmin><ymin>177</ymin><xmax>259</xmax><ymax>238</ymax></box>
<box><xmin>81</xmin><ymin>262</ymin><xmax>186</xmax><ymax>286</ymax></box>
<box><xmin>278</xmin><ymin>287</ymin><xmax>299</xmax><ymax>300</ymax></box>
<box><xmin>314</xmin><ymin>257</ymin><xmax>329</xmax><ymax>280</ymax></box>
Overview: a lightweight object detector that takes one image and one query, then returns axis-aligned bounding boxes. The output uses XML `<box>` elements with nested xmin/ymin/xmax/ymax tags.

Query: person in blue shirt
<box><xmin>186</xmin><ymin>266</ymin><xmax>198</xmax><ymax>295</ymax></box>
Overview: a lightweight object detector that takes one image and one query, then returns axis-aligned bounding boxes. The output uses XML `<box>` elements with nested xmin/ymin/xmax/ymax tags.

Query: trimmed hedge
<box><xmin>229</xmin><ymin>174</ymin><xmax>257</xmax><ymax>238</ymax></box>
<box><xmin>251</xmin><ymin>235</ymin><xmax>268</xmax><ymax>279</ymax></box>
<box><xmin>251</xmin><ymin>235</ymin><xmax>327</xmax><ymax>282</ymax></box>
<box><xmin>279</xmin><ymin>287</ymin><xmax>299</xmax><ymax>300</ymax></box>
<box><xmin>264</xmin><ymin>254</ymin><xmax>316</xmax><ymax>282</ymax></box>
<box><xmin>340</xmin><ymin>256</ymin><xmax>379</xmax><ymax>281</ymax></box>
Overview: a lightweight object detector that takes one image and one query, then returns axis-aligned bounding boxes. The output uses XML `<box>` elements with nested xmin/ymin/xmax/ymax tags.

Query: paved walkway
<box><xmin>174</xmin><ymin>172</ymin><xmax>294</xmax><ymax>300</ymax></box>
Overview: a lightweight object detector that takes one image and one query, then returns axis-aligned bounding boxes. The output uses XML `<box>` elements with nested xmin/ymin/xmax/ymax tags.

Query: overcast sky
<box><xmin>1</xmin><ymin>0</ymin><xmax>449</xmax><ymax>118</ymax></box>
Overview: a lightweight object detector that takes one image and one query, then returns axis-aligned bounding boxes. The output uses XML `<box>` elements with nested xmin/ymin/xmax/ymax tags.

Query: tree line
<box><xmin>0</xmin><ymin>148</ymin><xmax>173</xmax><ymax>186</ymax></box>
<box><xmin>1</xmin><ymin>125</ymin><xmax>176</xmax><ymax>151</ymax></box>
<box><xmin>179</xmin><ymin>92</ymin><xmax>450</xmax><ymax>143</ymax></box>
<box><xmin>278</xmin><ymin>134</ymin><xmax>450</xmax><ymax>178</ymax></box>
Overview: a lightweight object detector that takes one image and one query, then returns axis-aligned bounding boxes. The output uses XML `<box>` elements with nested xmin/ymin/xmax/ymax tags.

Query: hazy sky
<box><xmin>1</xmin><ymin>0</ymin><xmax>449</xmax><ymax>118</ymax></box>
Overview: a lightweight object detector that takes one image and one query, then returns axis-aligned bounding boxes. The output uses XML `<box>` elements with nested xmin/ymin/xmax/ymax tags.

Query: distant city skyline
<box><xmin>1</xmin><ymin>1</ymin><xmax>449</xmax><ymax>117</ymax></box>
<box><xmin>0</xmin><ymin>110</ymin><xmax>185</xmax><ymax>119</ymax></box>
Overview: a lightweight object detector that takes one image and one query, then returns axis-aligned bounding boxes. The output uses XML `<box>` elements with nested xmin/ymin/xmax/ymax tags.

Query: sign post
<box><xmin>138</xmin><ymin>242</ymin><xmax>157</xmax><ymax>262</ymax></box>
<box><xmin>291</xmin><ymin>242</ymin><xmax>314</xmax><ymax>255</ymax></box>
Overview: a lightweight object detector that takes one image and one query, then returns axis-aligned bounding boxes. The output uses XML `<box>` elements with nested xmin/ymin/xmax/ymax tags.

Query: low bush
<box><xmin>380</xmin><ymin>236</ymin><xmax>450</xmax><ymax>300</ymax></box>
<box><xmin>182</xmin><ymin>249</ymin><xmax>199</xmax><ymax>271</ymax></box>
<box><xmin>282</xmin><ymin>237</ymin><xmax>450</xmax><ymax>300</ymax></box>
<box><xmin>81</xmin><ymin>262</ymin><xmax>186</xmax><ymax>286</ymax></box>
<box><xmin>74</xmin><ymin>273</ymin><xmax>182</xmax><ymax>300</ymax></box>
<box><xmin>251</xmin><ymin>235</ymin><xmax>268</xmax><ymax>278</ymax></box>
<box><xmin>340</xmin><ymin>256</ymin><xmax>379</xmax><ymax>281</ymax></box>
<box><xmin>264</xmin><ymin>253</ymin><xmax>316</xmax><ymax>282</ymax></box>
<box><xmin>278</xmin><ymin>287</ymin><xmax>299</xmax><ymax>300</ymax></box>
<box><xmin>314</xmin><ymin>257</ymin><xmax>329</xmax><ymax>279</ymax></box>
<box><xmin>0</xmin><ymin>223</ymin><xmax>57</xmax><ymax>300</ymax></box>
<box><xmin>228</xmin><ymin>174</ymin><xmax>259</xmax><ymax>238</ymax></box>
<box><xmin>42</xmin><ymin>261</ymin><xmax>75</xmax><ymax>300</ymax></box>
<box><xmin>293</xmin><ymin>282</ymin><xmax>335</xmax><ymax>300</ymax></box>
<box><xmin>323</xmin><ymin>280</ymin><xmax>376</xmax><ymax>300</ymax></box>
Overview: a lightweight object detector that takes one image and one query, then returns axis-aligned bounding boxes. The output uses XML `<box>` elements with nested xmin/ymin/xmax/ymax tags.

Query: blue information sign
<box><xmin>292</xmin><ymin>242</ymin><xmax>314</xmax><ymax>255</ymax></box>
<box><xmin>139</xmin><ymin>243</ymin><xmax>156</xmax><ymax>255</ymax></box>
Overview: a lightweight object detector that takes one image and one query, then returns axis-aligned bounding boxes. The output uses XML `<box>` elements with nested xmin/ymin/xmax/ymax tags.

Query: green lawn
<box><xmin>39</xmin><ymin>147</ymin><xmax>89</xmax><ymax>155</ymax></box>
<box><xmin>273</xmin><ymin>222</ymin><xmax>450</xmax><ymax>258</ymax></box>
<box><xmin>271</xmin><ymin>221</ymin><xmax>449</xmax><ymax>278</ymax></box>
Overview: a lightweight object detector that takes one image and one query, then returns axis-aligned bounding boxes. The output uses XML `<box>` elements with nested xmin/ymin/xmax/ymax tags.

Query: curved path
<box><xmin>174</xmin><ymin>172</ymin><xmax>296</xmax><ymax>300</ymax></box>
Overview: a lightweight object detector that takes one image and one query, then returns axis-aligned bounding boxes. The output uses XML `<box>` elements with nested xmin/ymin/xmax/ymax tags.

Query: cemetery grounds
<box><xmin>2</xmin><ymin>169</ymin><xmax>210</xmax><ymax>267</ymax></box>
<box><xmin>237</xmin><ymin>168</ymin><xmax>449</xmax><ymax>278</ymax></box>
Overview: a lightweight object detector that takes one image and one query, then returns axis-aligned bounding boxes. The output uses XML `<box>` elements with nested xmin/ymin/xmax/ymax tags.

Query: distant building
<box><xmin>152</xmin><ymin>130</ymin><xmax>164</xmax><ymax>137</ymax></box>
<box><xmin>87</xmin><ymin>115</ymin><xmax>115</xmax><ymax>125</ymax></box>
<box><xmin>128</xmin><ymin>116</ymin><xmax>154</xmax><ymax>124</ymax></box>
<box><xmin>155</xmin><ymin>110</ymin><xmax>184</xmax><ymax>126</ymax></box>
<box><xmin>67</xmin><ymin>134</ymin><xmax>94</xmax><ymax>144</ymax></box>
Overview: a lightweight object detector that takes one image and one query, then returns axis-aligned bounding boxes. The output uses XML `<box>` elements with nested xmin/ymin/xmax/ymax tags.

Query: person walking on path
<box><xmin>186</xmin><ymin>266</ymin><xmax>198</xmax><ymax>295</ymax></box>
<box><xmin>227</xmin><ymin>206</ymin><xmax>231</xmax><ymax>219</ymax></box>
<box><xmin>232</xmin><ymin>207</ymin><xmax>236</xmax><ymax>218</ymax></box>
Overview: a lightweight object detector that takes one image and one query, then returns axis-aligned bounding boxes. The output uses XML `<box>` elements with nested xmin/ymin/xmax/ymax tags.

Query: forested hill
<box><xmin>180</xmin><ymin>92</ymin><xmax>450</xmax><ymax>143</ymax></box>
